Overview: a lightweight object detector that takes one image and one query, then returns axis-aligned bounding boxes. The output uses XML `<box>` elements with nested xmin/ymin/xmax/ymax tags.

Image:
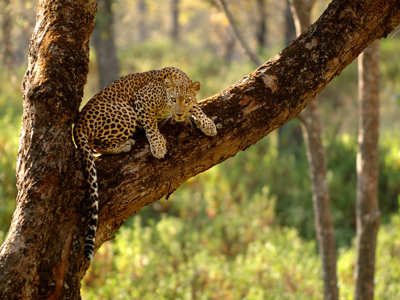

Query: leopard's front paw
<box><xmin>197</xmin><ymin>118</ymin><xmax>217</xmax><ymax>137</ymax></box>
<box><xmin>149</xmin><ymin>137</ymin><xmax>167</xmax><ymax>159</ymax></box>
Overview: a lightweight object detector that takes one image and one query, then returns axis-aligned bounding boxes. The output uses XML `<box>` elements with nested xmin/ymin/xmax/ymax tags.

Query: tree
<box><xmin>354</xmin><ymin>41</ymin><xmax>380</xmax><ymax>300</ymax></box>
<box><xmin>171</xmin><ymin>0</ymin><xmax>180</xmax><ymax>42</ymax></box>
<box><xmin>255</xmin><ymin>0</ymin><xmax>268</xmax><ymax>50</ymax></box>
<box><xmin>92</xmin><ymin>0</ymin><xmax>120</xmax><ymax>89</ymax></box>
<box><xmin>289</xmin><ymin>1</ymin><xmax>338</xmax><ymax>299</ymax></box>
<box><xmin>1</xmin><ymin>0</ymin><xmax>13</xmax><ymax>68</ymax></box>
<box><xmin>218</xmin><ymin>0</ymin><xmax>262</xmax><ymax>66</ymax></box>
<box><xmin>137</xmin><ymin>0</ymin><xmax>148</xmax><ymax>42</ymax></box>
<box><xmin>0</xmin><ymin>0</ymin><xmax>398</xmax><ymax>298</ymax></box>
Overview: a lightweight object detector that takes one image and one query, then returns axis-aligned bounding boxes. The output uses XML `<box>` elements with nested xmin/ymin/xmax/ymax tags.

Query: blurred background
<box><xmin>0</xmin><ymin>0</ymin><xmax>400</xmax><ymax>298</ymax></box>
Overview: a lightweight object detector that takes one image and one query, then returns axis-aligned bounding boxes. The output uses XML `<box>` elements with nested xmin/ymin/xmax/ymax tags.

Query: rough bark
<box><xmin>92</xmin><ymin>0</ymin><xmax>120</xmax><ymax>89</ymax></box>
<box><xmin>354</xmin><ymin>41</ymin><xmax>381</xmax><ymax>300</ymax></box>
<box><xmin>218</xmin><ymin>0</ymin><xmax>262</xmax><ymax>66</ymax></box>
<box><xmin>0</xmin><ymin>0</ymin><xmax>398</xmax><ymax>299</ymax></box>
<box><xmin>289</xmin><ymin>1</ymin><xmax>339</xmax><ymax>299</ymax></box>
<box><xmin>0</xmin><ymin>1</ymin><xmax>96</xmax><ymax>299</ymax></box>
<box><xmin>171</xmin><ymin>0</ymin><xmax>180</xmax><ymax>42</ymax></box>
<box><xmin>1</xmin><ymin>0</ymin><xmax>13</xmax><ymax>68</ymax></box>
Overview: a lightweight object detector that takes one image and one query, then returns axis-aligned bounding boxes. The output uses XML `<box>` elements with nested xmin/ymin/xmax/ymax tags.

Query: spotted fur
<box><xmin>73</xmin><ymin>67</ymin><xmax>217</xmax><ymax>260</ymax></box>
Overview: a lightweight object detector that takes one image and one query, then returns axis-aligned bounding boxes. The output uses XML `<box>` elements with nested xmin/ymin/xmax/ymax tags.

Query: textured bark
<box><xmin>0</xmin><ymin>1</ymin><xmax>96</xmax><ymax>299</ymax></box>
<box><xmin>1</xmin><ymin>0</ymin><xmax>13</xmax><ymax>68</ymax></box>
<box><xmin>354</xmin><ymin>41</ymin><xmax>380</xmax><ymax>300</ymax></box>
<box><xmin>218</xmin><ymin>0</ymin><xmax>262</xmax><ymax>66</ymax></box>
<box><xmin>171</xmin><ymin>0</ymin><xmax>180</xmax><ymax>42</ymax></box>
<box><xmin>0</xmin><ymin>0</ymin><xmax>398</xmax><ymax>299</ymax></box>
<box><xmin>290</xmin><ymin>1</ymin><xmax>339</xmax><ymax>299</ymax></box>
<box><xmin>92</xmin><ymin>0</ymin><xmax>120</xmax><ymax>89</ymax></box>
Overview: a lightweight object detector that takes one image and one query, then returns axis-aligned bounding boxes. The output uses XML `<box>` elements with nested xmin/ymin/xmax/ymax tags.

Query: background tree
<box><xmin>290</xmin><ymin>1</ymin><xmax>339</xmax><ymax>299</ymax></box>
<box><xmin>1</xmin><ymin>0</ymin><xmax>13</xmax><ymax>68</ymax></box>
<box><xmin>92</xmin><ymin>0</ymin><xmax>120</xmax><ymax>89</ymax></box>
<box><xmin>218</xmin><ymin>0</ymin><xmax>262</xmax><ymax>66</ymax></box>
<box><xmin>137</xmin><ymin>0</ymin><xmax>148</xmax><ymax>42</ymax></box>
<box><xmin>255</xmin><ymin>0</ymin><xmax>268</xmax><ymax>50</ymax></box>
<box><xmin>354</xmin><ymin>40</ymin><xmax>381</xmax><ymax>300</ymax></box>
<box><xmin>171</xmin><ymin>0</ymin><xmax>181</xmax><ymax>42</ymax></box>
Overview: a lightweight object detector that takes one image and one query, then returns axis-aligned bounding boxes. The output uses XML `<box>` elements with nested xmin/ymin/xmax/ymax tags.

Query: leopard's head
<box><xmin>164</xmin><ymin>69</ymin><xmax>200</xmax><ymax>122</ymax></box>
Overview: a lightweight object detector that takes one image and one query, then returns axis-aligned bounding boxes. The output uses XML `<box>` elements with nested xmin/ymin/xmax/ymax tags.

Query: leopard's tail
<box><xmin>74</xmin><ymin>126</ymin><xmax>98</xmax><ymax>261</ymax></box>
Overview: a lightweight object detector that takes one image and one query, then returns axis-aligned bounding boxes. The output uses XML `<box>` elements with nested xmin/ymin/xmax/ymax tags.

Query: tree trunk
<box><xmin>0</xmin><ymin>1</ymin><xmax>96</xmax><ymax>299</ymax></box>
<box><xmin>0</xmin><ymin>0</ymin><xmax>398</xmax><ymax>299</ymax></box>
<box><xmin>289</xmin><ymin>1</ymin><xmax>339</xmax><ymax>299</ymax></box>
<box><xmin>222</xmin><ymin>30</ymin><xmax>236</xmax><ymax>65</ymax></box>
<box><xmin>137</xmin><ymin>0</ymin><xmax>148</xmax><ymax>42</ymax></box>
<box><xmin>354</xmin><ymin>40</ymin><xmax>380</xmax><ymax>300</ymax></box>
<box><xmin>218</xmin><ymin>0</ymin><xmax>262</xmax><ymax>66</ymax></box>
<box><xmin>285</xmin><ymin>0</ymin><xmax>296</xmax><ymax>45</ymax></box>
<box><xmin>255</xmin><ymin>0</ymin><xmax>268</xmax><ymax>49</ymax></box>
<box><xmin>92</xmin><ymin>0</ymin><xmax>120</xmax><ymax>89</ymax></box>
<box><xmin>171</xmin><ymin>0</ymin><xmax>180</xmax><ymax>42</ymax></box>
<box><xmin>1</xmin><ymin>0</ymin><xmax>13</xmax><ymax>68</ymax></box>
<box><xmin>299</xmin><ymin>101</ymin><xmax>339</xmax><ymax>300</ymax></box>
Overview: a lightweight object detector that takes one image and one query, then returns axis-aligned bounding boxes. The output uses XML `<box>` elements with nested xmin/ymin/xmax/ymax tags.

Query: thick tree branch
<box><xmin>0</xmin><ymin>0</ymin><xmax>398</xmax><ymax>299</ymax></box>
<box><xmin>94</xmin><ymin>0</ymin><xmax>400</xmax><ymax>248</ymax></box>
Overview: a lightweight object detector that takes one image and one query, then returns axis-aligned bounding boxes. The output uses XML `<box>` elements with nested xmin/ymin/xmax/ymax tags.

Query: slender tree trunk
<box><xmin>1</xmin><ymin>0</ymin><xmax>13</xmax><ymax>68</ymax></box>
<box><xmin>223</xmin><ymin>29</ymin><xmax>236</xmax><ymax>65</ymax></box>
<box><xmin>0</xmin><ymin>1</ymin><xmax>398</xmax><ymax>298</ymax></box>
<box><xmin>255</xmin><ymin>0</ymin><xmax>268</xmax><ymax>50</ymax></box>
<box><xmin>92</xmin><ymin>0</ymin><xmax>120</xmax><ymax>89</ymax></box>
<box><xmin>171</xmin><ymin>0</ymin><xmax>180</xmax><ymax>42</ymax></box>
<box><xmin>137</xmin><ymin>0</ymin><xmax>148</xmax><ymax>42</ymax></box>
<box><xmin>285</xmin><ymin>0</ymin><xmax>296</xmax><ymax>45</ymax></box>
<box><xmin>218</xmin><ymin>0</ymin><xmax>262</xmax><ymax>66</ymax></box>
<box><xmin>278</xmin><ymin>0</ymin><xmax>299</xmax><ymax>152</ymax></box>
<box><xmin>354</xmin><ymin>41</ymin><xmax>381</xmax><ymax>300</ymax></box>
<box><xmin>290</xmin><ymin>1</ymin><xmax>339</xmax><ymax>299</ymax></box>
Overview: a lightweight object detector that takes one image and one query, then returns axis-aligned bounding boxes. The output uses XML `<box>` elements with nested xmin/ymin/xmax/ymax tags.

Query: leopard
<box><xmin>73</xmin><ymin>66</ymin><xmax>217</xmax><ymax>260</ymax></box>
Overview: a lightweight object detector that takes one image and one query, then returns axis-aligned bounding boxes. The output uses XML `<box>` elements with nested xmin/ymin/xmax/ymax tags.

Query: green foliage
<box><xmin>83</xmin><ymin>189</ymin><xmax>324</xmax><ymax>300</ymax></box>
<box><xmin>0</xmin><ymin>67</ymin><xmax>22</xmax><ymax>232</ymax></box>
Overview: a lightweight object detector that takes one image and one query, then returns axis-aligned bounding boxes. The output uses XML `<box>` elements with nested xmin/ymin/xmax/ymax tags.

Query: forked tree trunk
<box><xmin>354</xmin><ymin>41</ymin><xmax>381</xmax><ymax>300</ymax></box>
<box><xmin>289</xmin><ymin>0</ymin><xmax>339</xmax><ymax>299</ymax></box>
<box><xmin>0</xmin><ymin>1</ymin><xmax>97</xmax><ymax>299</ymax></box>
<box><xmin>0</xmin><ymin>0</ymin><xmax>398</xmax><ymax>299</ymax></box>
<box><xmin>92</xmin><ymin>0</ymin><xmax>120</xmax><ymax>89</ymax></box>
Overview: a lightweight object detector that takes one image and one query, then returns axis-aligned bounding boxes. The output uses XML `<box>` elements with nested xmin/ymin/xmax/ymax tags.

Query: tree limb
<box><xmin>0</xmin><ymin>0</ymin><xmax>399</xmax><ymax>298</ymax></box>
<box><xmin>95</xmin><ymin>0</ymin><xmax>400</xmax><ymax>248</ymax></box>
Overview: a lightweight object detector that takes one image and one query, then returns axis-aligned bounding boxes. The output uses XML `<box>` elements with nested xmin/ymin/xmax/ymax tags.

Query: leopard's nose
<box><xmin>176</xmin><ymin>113</ymin><xmax>184</xmax><ymax>117</ymax></box>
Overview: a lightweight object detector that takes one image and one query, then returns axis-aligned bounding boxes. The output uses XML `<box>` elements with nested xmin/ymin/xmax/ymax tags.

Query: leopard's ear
<box><xmin>191</xmin><ymin>81</ymin><xmax>200</xmax><ymax>91</ymax></box>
